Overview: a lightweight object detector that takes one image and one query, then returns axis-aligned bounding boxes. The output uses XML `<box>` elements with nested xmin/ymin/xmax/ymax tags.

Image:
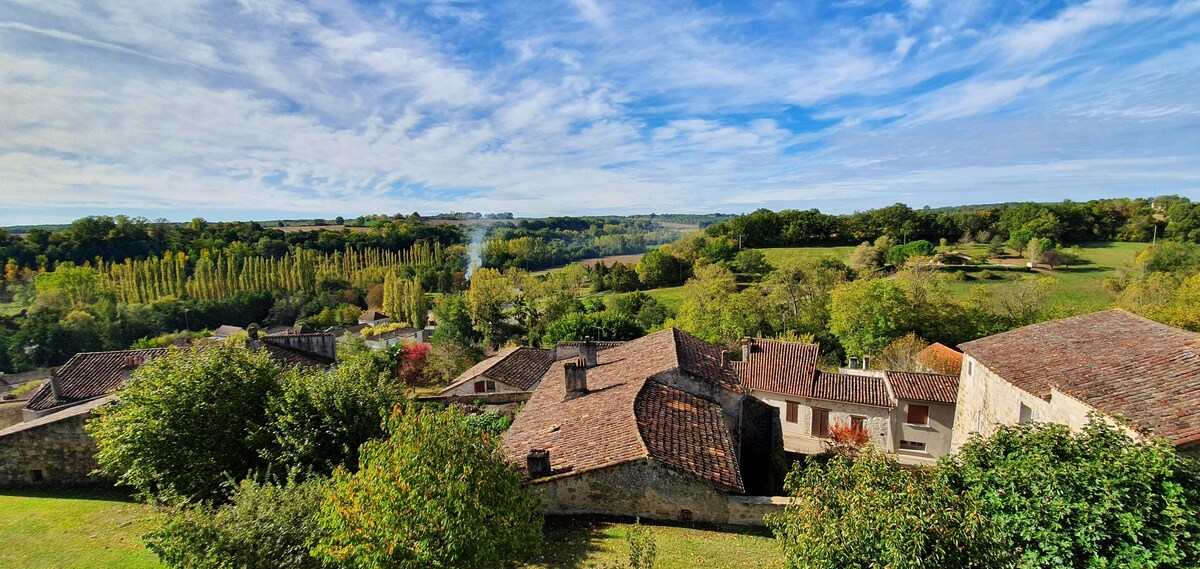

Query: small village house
<box><xmin>952</xmin><ymin>309</ymin><xmax>1200</xmax><ymax>456</ymax></box>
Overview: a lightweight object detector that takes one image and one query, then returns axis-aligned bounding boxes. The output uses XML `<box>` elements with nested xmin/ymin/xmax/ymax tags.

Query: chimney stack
<box><xmin>527</xmin><ymin>449</ymin><xmax>551</xmax><ymax>478</ymax></box>
<box><xmin>862</xmin><ymin>356</ymin><xmax>871</xmax><ymax>371</ymax></box>
<box><xmin>246</xmin><ymin>323</ymin><xmax>261</xmax><ymax>350</ymax></box>
<box><xmin>848</xmin><ymin>356</ymin><xmax>860</xmax><ymax>370</ymax></box>
<box><xmin>565</xmin><ymin>359</ymin><xmax>588</xmax><ymax>395</ymax></box>
<box><xmin>741</xmin><ymin>337</ymin><xmax>754</xmax><ymax>362</ymax></box>
<box><xmin>48</xmin><ymin>368</ymin><xmax>61</xmax><ymax>402</ymax></box>
<box><xmin>580</xmin><ymin>338</ymin><xmax>598</xmax><ymax>367</ymax></box>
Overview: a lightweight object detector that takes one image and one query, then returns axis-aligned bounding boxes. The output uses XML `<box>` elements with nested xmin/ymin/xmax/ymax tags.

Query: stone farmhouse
<box><xmin>952</xmin><ymin>309</ymin><xmax>1200</xmax><ymax>456</ymax></box>
<box><xmin>439</xmin><ymin>346</ymin><xmax>556</xmax><ymax>396</ymax></box>
<box><xmin>0</xmin><ymin>333</ymin><xmax>337</xmax><ymax>485</ymax></box>
<box><xmin>357</xmin><ymin>310</ymin><xmax>390</xmax><ymax>327</ymax></box>
<box><xmin>734</xmin><ymin>338</ymin><xmax>959</xmax><ymax>465</ymax></box>
<box><xmin>503</xmin><ymin>329</ymin><xmax>786</xmax><ymax>526</ymax></box>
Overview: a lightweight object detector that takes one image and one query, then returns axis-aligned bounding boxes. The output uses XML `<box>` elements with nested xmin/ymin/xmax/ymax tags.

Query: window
<box><xmin>30</xmin><ymin>469</ymin><xmax>43</xmax><ymax>482</ymax></box>
<box><xmin>811</xmin><ymin>408</ymin><xmax>830</xmax><ymax>438</ymax></box>
<box><xmin>899</xmin><ymin>440</ymin><xmax>927</xmax><ymax>452</ymax></box>
<box><xmin>850</xmin><ymin>415</ymin><xmax>865</xmax><ymax>432</ymax></box>
<box><xmin>473</xmin><ymin>380</ymin><xmax>496</xmax><ymax>393</ymax></box>
<box><xmin>968</xmin><ymin>360</ymin><xmax>973</xmax><ymax>375</ymax></box>
<box><xmin>1019</xmin><ymin>403</ymin><xmax>1034</xmax><ymax>423</ymax></box>
<box><xmin>906</xmin><ymin>404</ymin><xmax>930</xmax><ymax>426</ymax></box>
<box><xmin>785</xmin><ymin>401</ymin><xmax>799</xmax><ymax>423</ymax></box>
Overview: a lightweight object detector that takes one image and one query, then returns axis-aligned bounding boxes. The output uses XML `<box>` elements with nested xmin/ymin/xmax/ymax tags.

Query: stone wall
<box><xmin>263</xmin><ymin>334</ymin><xmax>337</xmax><ymax>360</ymax></box>
<box><xmin>0</xmin><ymin>409</ymin><xmax>106</xmax><ymax>485</ymax></box>
<box><xmin>531</xmin><ymin>458</ymin><xmax>786</xmax><ymax>526</ymax></box>
<box><xmin>751</xmin><ymin>389</ymin><xmax>891</xmax><ymax>455</ymax></box>
<box><xmin>441</xmin><ymin>374</ymin><xmax>531</xmax><ymax>397</ymax></box>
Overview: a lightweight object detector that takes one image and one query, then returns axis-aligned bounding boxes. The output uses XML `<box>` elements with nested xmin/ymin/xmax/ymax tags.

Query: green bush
<box><xmin>145</xmin><ymin>477</ymin><xmax>328</xmax><ymax>569</ymax></box>
<box><xmin>89</xmin><ymin>347</ymin><xmax>284</xmax><ymax>501</ymax></box>
<box><xmin>944</xmin><ymin>419</ymin><xmax>1200</xmax><ymax>568</ymax></box>
<box><xmin>767</xmin><ymin>449</ymin><xmax>994</xmax><ymax>568</ymax></box>
<box><xmin>314</xmin><ymin>404</ymin><xmax>542</xmax><ymax>568</ymax></box>
<box><xmin>464</xmin><ymin>411</ymin><xmax>512</xmax><ymax>436</ymax></box>
<box><xmin>978</xmin><ymin>269</ymin><xmax>995</xmax><ymax>280</ymax></box>
<box><xmin>952</xmin><ymin>270</ymin><xmax>970</xmax><ymax>281</ymax></box>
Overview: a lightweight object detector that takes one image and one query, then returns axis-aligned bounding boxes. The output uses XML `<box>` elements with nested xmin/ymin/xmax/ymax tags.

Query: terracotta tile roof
<box><xmin>213</xmin><ymin>325</ymin><xmax>244</xmax><ymax>338</ymax></box>
<box><xmin>634</xmin><ymin>382</ymin><xmax>744</xmax><ymax>493</ymax></box>
<box><xmin>812</xmin><ymin>372</ymin><xmax>894</xmax><ymax>408</ymax></box>
<box><xmin>503</xmin><ymin>328</ymin><xmax>745</xmax><ymax>492</ymax></box>
<box><xmin>735</xmin><ymin>339</ymin><xmax>892</xmax><ymax>407</ymax></box>
<box><xmin>959</xmin><ymin>309</ymin><xmax>1200</xmax><ymax>445</ymax></box>
<box><xmin>358</xmin><ymin>310</ymin><xmax>389</xmax><ymax>322</ymax></box>
<box><xmin>25</xmin><ymin>348</ymin><xmax>170</xmax><ymax>412</ymax></box>
<box><xmin>552</xmin><ymin>340</ymin><xmax>625</xmax><ymax>360</ymax></box>
<box><xmin>914</xmin><ymin>343</ymin><xmax>964</xmax><ymax>376</ymax></box>
<box><xmin>886</xmin><ymin>371</ymin><xmax>959</xmax><ymax>404</ymax></box>
<box><xmin>735</xmin><ymin>338</ymin><xmax>820</xmax><ymax>395</ymax></box>
<box><xmin>441</xmin><ymin>347</ymin><xmax>556</xmax><ymax>393</ymax></box>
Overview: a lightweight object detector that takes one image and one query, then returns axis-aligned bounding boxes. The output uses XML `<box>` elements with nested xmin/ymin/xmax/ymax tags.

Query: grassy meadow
<box><xmin>0</xmin><ymin>488</ymin><xmax>779</xmax><ymax>569</ymax></box>
<box><xmin>755</xmin><ymin>242</ymin><xmax>1148</xmax><ymax>313</ymax></box>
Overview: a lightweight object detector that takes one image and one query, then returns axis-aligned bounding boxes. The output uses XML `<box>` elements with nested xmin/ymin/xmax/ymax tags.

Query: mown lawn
<box><xmin>522</xmin><ymin>518</ymin><xmax>780</xmax><ymax>569</ymax></box>
<box><xmin>0</xmin><ymin>487</ymin><xmax>161</xmax><ymax>569</ymax></box>
<box><xmin>0</xmin><ymin>489</ymin><xmax>780</xmax><ymax>569</ymax></box>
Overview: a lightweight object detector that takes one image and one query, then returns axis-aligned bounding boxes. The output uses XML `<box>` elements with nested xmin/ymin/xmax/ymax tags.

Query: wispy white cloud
<box><xmin>0</xmin><ymin>0</ymin><xmax>1197</xmax><ymax>224</ymax></box>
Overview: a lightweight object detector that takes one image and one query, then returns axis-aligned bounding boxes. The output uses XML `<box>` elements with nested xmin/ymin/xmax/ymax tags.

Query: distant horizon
<box><xmin>3</xmin><ymin>191</ymin><xmax>1190</xmax><ymax>230</ymax></box>
<box><xmin>2</xmin><ymin>1</ymin><xmax>1198</xmax><ymax>226</ymax></box>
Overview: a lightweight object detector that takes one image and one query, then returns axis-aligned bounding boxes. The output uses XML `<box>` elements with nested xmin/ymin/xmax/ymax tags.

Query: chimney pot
<box><xmin>527</xmin><ymin>449</ymin><xmax>551</xmax><ymax>478</ymax></box>
<box><xmin>848</xmin><ymin>356</ymin><xmax>860</xmax><ymax>370</ymax></box>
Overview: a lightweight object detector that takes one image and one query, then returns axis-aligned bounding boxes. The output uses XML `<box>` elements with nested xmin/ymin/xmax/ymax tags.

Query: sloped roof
<box><xmin>960</xmin><ymin>309</ymin><xmax>1200</xmax><ymax>445</ymax></box>
<box><xmin>213</xmin><ymin>325</ymin><xmax>244</xmax><ymax>338</ymax></box>
<box><xmin>358</xmin><ymin>310</ymin><xmax>389</xmax><ymax>322</ymax></box>
<box><xmin>25</xmin><ymin>348</ymin><xmax>170</xmax><ymax>412</ymax></box>
<box><xmin>914</xmin><ymin>343</ymin><xmax>964</xmax><ymax>376</ymax></box>
<box><xmin>812</xmin><ymin>372</ymin><xmax>893</xmax><ymax>408</ymax></box>
<box><xmin>886</xmin><ymin>371</ymin><xmax>959</xmax><ymax>404</ymax></box>
<box><xmin>734</xmin><ymin>338</ymin><xmax>820</xmax><ymax>395</ymax></box>
<box><xmin>552</xmin><ymin>340</ymin><xmax>625</xmax><ymax>360</ymax></box>
<box><xmin>635</xmin><ymin>381</ymin><xmax>744</xmax><ymax>493</ymax></box>
<box><xmin>503</xmin><ymin>328</ymin><xmax>744</xmax><ymax>493</ymax></box>
<box><xmin>260</xmin><ymin>341</ymin><xmax>336</xmax><ymax>369</ymax></box>
<box><xmin>735</xmin><ymin>339</ymin><xmax>892</xmax><ymax>407</ymax></box>
<box><xmin>1</xmin><ymin>395</ymin><xmax>114</xmax><ymax>438</ymax></box>
<box><xmin>440</xmin><ymin>347</ymin><xmax>556</xmax><ymax>393</ymax></box>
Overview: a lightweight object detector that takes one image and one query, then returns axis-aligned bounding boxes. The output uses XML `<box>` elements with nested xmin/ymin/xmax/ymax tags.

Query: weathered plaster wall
<box><xmin>442</xmin><ymin>374</ymin><xmax>530</xmax><ymax>397</ymax></box>
<box><xmin>749</xmin><ymin>389</ymin><xmax>890</xmax><ymax>455</ymax></box>
<box><xmin>532</xmin><ymin>458</ymin><xmax>785</xmax><ymax>526</ymax></box>
<box><xmin>892</xmin><ymin>400</ymin><xmax>955</xmax><ymax>461</ymax></box>
<box><xmin>0</xmin><ymin>412</ymin><xmax>105</xmax><ymax>485</ymax></box>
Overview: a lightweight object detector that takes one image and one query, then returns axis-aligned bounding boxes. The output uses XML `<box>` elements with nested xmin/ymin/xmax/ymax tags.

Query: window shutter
<box><xmin>851</xmin><ymin>416</ymin><xmax>864</xmax><ymax>432</ymax></box>
<box><xmin>474</xmin><ymin>381</ymin><xmax>486</xmax><ymax>393</ymax></box>
<box><xmin>786</xmin><ymin>401</ymin><xmax>798</xmax><ymax>423</ymax></box>
<box><xmin>812</xmin><ymin>408</ymin><xmax>829</xmax><ymax>438</ymax></box>
<box><xmin>907</xmin><ymin>404</ymin><xmax>929</xmax><ymax>425</ymax></box>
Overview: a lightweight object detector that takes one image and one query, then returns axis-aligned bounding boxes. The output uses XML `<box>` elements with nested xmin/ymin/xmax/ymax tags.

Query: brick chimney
<box><xmin>527</xmin><ymin>449</ymin><xmax>551</xmax><ymax>478</ymax></box>
<box><xmin>580</xmin><ymin>338</ymin><xmax>598</xmax><ymax>367</ymax></box>
<box><xmin>564</xmin><ymin>359</ymin><xmax>588</xmax><ymax>395</ymax></box>
<box><xmin>48</xmin><ymin>368</ymin><xmax>61</xmax><ymax>402</ymax></box>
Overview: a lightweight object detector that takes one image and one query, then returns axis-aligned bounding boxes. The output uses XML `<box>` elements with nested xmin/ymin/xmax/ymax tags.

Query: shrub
<box><xmin>952</xmin><ymin>270</ymin><xmax>969</xmax><ymax>281</ymax></box>
<box><xmin>464</xmin><ymin>411</ymin><xmax>512</xmax><ymax>436</ymax></box>
<box><xmin>944</xmin><ymin>419</ymin><xmax>1200</xmax><ymax>568</ymax></box>
<box><xmin>823</xmin><ymin>422</ymin><xmax>870</xmax><ymax>458</ymax></box>
<box><xmin>767</xmin><ymin>450</ymin><xmax>995</xmax><ymax>568</ymax></box>
<box><xmin>314</xmin><ymin>404</ymin><xmax>542</xmax><ymax>568</ymax></box>
<box><xmin>89</xmin><ymin>346</ymin><xmax>284</xmax><ymax>501</ymax></box>
<box><xmin>978</xmin><ymin>269</ymin><xmax>995</xmax><ymax>280</ymax></box>
<box><xmin>145</xmin><ymin>477</ymin><xmax>328</xmax><ymax>569</ymax></box>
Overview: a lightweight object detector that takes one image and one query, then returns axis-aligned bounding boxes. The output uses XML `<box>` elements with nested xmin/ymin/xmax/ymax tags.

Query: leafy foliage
<box><xmin>145</xmin><ymin>477</ymin><xmax>328</xmax><ymax>569</ymax></box>
<box><xmin>89</xmin><ymin>346</ymin><xmax>284</xmax><ymax>501</ymax></box>
<box><xmin>314</xmin><ymin>404</ymin><xmax>542</xmax><ymax>568</ymax></box>
<box><xmin>944</xmin><ymin>420</ymin><xmax>1200</xmax><ymax>568</ymax></box>
<box><xmin>768</xmin><ymin>449</ymin><xmax>995</xmax><ymax>568</ymax></box>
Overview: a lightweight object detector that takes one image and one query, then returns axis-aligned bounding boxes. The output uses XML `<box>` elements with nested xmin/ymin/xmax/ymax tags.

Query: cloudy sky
<box><xmin>1</xmin><ymin>0</ymin><xmax>1198</xmax><ymax>224</ymax></box>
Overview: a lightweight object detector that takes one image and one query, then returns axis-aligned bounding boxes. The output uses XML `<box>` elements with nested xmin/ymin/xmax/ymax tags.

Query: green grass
<box><xmin>755</xmin><ymin>242</ymin><xmax>1149</xmax><ymax>313</ymax></box>
<box><xmin>0</xmin><ymin>487</ymin><xmax>161</xmax><ymax>569</ymax></box>
<box><xmin>644</xmin><ymin>285</ymin><xmax>687</xmax><ymax>312</ymax></box>
<box><xmin>522</xmin><ymin>518</ymin><xmax>780</xmax><ymax>569</ymax></box>
<box><xmin>0</xmin><ymin>491</ymin><xmax>779</xmax><ymax>569</ymax></box>
<box><xmin>941</xmin><ymin>242</ymin><xmax>1148</xmax><ymax>312</ymax></box>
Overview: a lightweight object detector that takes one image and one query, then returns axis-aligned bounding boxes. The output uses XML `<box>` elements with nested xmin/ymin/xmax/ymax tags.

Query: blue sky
<box><xmin>1</xmin><ymin>0</ymin><xmax>1198</xmax><ymax>224</ymax></box>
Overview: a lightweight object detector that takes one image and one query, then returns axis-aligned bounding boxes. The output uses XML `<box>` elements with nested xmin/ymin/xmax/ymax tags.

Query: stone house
<box><xmin>734</xmin><ymin>338</ymin><xmax>958</xmax><ymax>465</ymax></box>
<box><xmin>357</xmin><ymin>310</ymin><xmax>390</xmax><ymax>326</ymax></box>
<box><xmin>503</xmin><ymin>329</ymin><xmax>786</xmax><ymax>526</ymax></box>
<box><xmin>952</xmin><ymin>309</ymin><xmax>1200</xmax><ymax>456</ymax></box>
<box><xmin>362</xmin><ymin>327</ymin><xmax>431</xmax><ymax>350</ymax></box>
<box><xmin>1</xmin><ymin>334</ymin><xmax>338</xmax><ymax>485</ymax></box>
<box><xmin>439</xmin><ymin>347</ymin><xmax>556</xmax><ymax>396</ymax></box>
